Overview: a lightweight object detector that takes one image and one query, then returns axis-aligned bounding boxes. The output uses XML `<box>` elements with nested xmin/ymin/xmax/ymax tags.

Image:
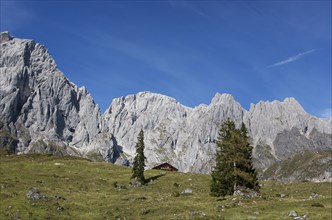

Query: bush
<box><xmin>311</xmin><ymin>203</ymin><xmax>324</xmax><ymax>207</ymax></box>
<box><xmin>172</xmin><ymin>191</ymin><xmax>180</xmax><ymax>197</ymax></box>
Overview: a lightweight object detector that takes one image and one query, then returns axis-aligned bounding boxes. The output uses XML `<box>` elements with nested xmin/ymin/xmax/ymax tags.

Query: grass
<box><xmin>0</xmin><ymin>150</ymin><xmax>331</xmax><ymax>219</ymax></box>
<box><xmin>262</xmin><ymin>150</ymin><xmax>332</xmax><ymax>181</ymax></box>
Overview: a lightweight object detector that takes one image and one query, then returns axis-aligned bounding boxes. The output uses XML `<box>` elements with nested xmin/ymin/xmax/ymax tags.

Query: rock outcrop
<box><xmin>1</xmin><ymin>32</ymin><xmax>331</xmax><ymax>181</ymax></box>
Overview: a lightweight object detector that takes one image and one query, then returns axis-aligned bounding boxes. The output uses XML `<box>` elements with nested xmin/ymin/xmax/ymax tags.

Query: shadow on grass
<box><xmin>145</xmin><ymin>173</ymin><xmax>166</xmax><ymax>183</ymax></box>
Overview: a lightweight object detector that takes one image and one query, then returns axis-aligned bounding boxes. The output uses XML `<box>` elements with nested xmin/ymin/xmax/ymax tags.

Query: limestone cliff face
<box><xmin>105</xmin><ymin>91</ymin><xmax>331</xmax><ymax>178</ymax></box>
<box><xmin>104</xmin><ymin>92</ymin><xmax>246</xmax><ymax>173</ymax></box>
<box><xmin>0</xmin><ymin>32</ymin><xmax>115</xmax><ymax>160</ymax></box>
<box><xmin>1</xmin><ymin>32</ymin><xmax>331</xmax><ymax>181</ymax></box>
<box><xmin>244</xmin><ymin>99</ymin><xmax>331</xmax><ymax>176</ymax></box>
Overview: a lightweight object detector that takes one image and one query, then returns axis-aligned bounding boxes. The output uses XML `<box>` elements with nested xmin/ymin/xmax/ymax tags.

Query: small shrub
<box><xmin>113</xmin><ymin>181</ymin><xmax>127</xmax><ymax>190</ymax></box>
<box><xmin>119</xmin><ymin>184</ymin><xmax>127</xmax><ymax>190</ymax></box>
<box><xmin>172</xmin><ymin>191</ymin><xmax>180</xmax><ymax>197</ymax></box>
<box><xmin>311</xmin><ymin>203</ymin><xmax>324</xmax><ymax>207</ymax></box>
<box><xmin>216</xmin><ymin>197</ymin><xmax>226</xmax><ymax>201</ymax></box>
<box><xmin>141</xmin><ymin>208</ymin><xmax>150</xmax><ymax>215</ymax></box>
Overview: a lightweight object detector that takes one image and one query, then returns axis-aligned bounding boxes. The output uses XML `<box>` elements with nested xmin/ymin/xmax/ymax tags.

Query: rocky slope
<box><xmin>1</xmin><ymin>32</ymin><xmax>331</xmax><ymax>181</ymax></box>
<box><xmin>0</xmin><ymin>32</ymin><xmax>116</xmax><ymax>160</ymax></box>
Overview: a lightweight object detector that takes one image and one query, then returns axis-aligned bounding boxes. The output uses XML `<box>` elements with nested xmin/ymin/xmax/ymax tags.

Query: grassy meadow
<box><xmin>0</xmin><ymin>150</ymin><xmax>331</xmax><ymax>219</ymax></box>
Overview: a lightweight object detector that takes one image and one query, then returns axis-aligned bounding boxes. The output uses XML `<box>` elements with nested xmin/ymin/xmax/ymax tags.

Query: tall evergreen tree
<box><xmin>131</xmin><ymin>129</ymin><xmax>146</xmax><ymax>185</ymax></box>
<box><xmin>211</xmin><ymin>119</ymin><xmax>236</xmax><ymax>196</ymax></box>
<box><xmin>210</xmin><ymin>120</ymin><xmax>259</xmax><ymax>197</ymax></box>
<box><xmin>237</xmin><ymin>122</ymin><xmax>259</xmax><ymax>191</ymax></box>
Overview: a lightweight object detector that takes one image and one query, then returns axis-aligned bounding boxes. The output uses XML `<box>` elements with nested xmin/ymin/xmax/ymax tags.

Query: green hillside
<box><xmin>0</xmin><ymin>150</ymin><xmax>331</xmax><ymax>220</ymax></box>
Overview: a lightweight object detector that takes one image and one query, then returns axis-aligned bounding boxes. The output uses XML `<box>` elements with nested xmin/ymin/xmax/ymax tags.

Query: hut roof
<box><xmin>152</xmin><ymin>162</ymin><xmax>178</xmax><ymax>171</ymax></box>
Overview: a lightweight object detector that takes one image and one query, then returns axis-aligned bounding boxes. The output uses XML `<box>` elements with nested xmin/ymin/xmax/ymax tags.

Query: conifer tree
<box><xmin>237</xmin><ymin>122</ymin><xmax>260</xmax><ymax>191</ymax></box>
<box><xmin>211</xmin><ymin>120</ymin><xmax>259</xmax><ymax>197</ymax></box>
<box><xmin>131</xmin><ymin>129</ymin><xmax>146</xmax><ymax>185</ymax></box>
<box><xmin>211</xmin><ymin>119</ymin><xmax>236</xmax><ymax>196</ymax></box>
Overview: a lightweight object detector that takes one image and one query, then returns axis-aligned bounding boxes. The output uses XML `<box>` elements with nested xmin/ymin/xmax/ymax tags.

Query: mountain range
<box><xmin>1</xmin><ymin>32</ymin><xmax>331</xmax><ymax>182</ymax></box>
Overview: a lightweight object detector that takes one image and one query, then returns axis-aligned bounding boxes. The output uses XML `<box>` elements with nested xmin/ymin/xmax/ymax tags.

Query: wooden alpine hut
<box><xmin>152</xmin><ymin>162</ymin><xmax>178</xmax><ymax>172</ymax></box>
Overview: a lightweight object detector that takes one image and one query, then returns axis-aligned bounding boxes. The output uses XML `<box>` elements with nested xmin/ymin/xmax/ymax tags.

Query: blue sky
<box><xmin>1</xmin><ymin>1</ymin><xmax>331</xmax><ymax>118</ymax></box>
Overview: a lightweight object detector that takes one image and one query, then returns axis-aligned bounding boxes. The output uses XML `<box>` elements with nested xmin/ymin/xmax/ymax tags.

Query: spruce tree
<box><xmin>131</xmin><ymin>129</ymin><xmax>146</xmax><ymax>185</ymax></box>
<box><xmin>237</xmin><ymin>122</ymin><xmax>260</xmax><ymax>191</ymax></box>
<box><xmin>211</xmin><ymin>120</ymin><xmax>259</xmax><ymax>197</ymax></box>
<box><xmin>211</xmin><ymin>119</ymin><xmax>236</xmax><ymax>196</ymax></box>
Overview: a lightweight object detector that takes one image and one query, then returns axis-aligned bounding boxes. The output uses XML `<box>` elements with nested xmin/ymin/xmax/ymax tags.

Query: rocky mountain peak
<box><xmin>282</xmin><ymin>97</ymin><xmax>306</xmax><ymax>113</ymax></box>
<box><xmin>0</xmin><ymin>31</ymin><xmax>13</xmax><ymax>43</ymax></box>
<box><xmin>131</xmin><ymin>91</ymin><xmax>178</xmax><ymax>104</ymax></box>
<box><xmin>0</xmin><ymin>33</ymin><xmax>115</xmax><ymax>161</ymax></box>
<box><xmin>211</xmin><ymin>93</ymin><xmax>235</xmax><ymax>105</ymax></box>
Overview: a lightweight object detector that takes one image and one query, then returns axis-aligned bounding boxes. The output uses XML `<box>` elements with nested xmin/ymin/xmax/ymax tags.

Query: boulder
<box><xmin>26</xmin><ymin>188</ymin><xmax>47</xmax><ymax>200</ymax></box>
<box><xmin>289</xmin><ymin>210</ymin><xmax>298</xmax><ymax>217</ymax></box>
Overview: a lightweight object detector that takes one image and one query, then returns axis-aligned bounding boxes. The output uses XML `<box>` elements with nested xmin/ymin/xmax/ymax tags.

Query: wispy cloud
<box><xmin>269</xmin><ymin>49</ymin><xmax>315</xmax><ymax>67</ymax></box>
<box><xmin>72</xmin><ymin>30</ymin><xmax>198</xmax><ymax>83</ymax></box>
<box><xmin>0</xmin><ymin>1</ymin><xmax>34</xmax><ymax>31</ymax></box>
<box><xmin>169</xmin><ymin>1</ymin><xmax>206</xmax><ymax>17</ymax></box>
<box><xmin>90</xmin><ymin>32</ymin><xmax>184</xmax><ymax>80</ymax></box>
<box><xmin>320</xmin><ymin>108</ymin><xmax>332</xmax><ymax>119</ymax></box>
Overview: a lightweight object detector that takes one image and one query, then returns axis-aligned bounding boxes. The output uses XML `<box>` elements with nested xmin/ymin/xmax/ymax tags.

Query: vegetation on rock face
<box><xmin>85</xmin><ymin>151</ymin><xmax>104</xmax><ymax>162</ymax></box>
<box><xmin>0</xmin><ymin>128</ymin><xmax>18</xmax><ymax>153</ymax></box>
<box><xmin>131</xmin><ymin>129</ymin><xmax>146</xmax><ymax>185</ymax></box>
<box><xmin>28</xmin><ymin>140</ymin><xmax>80</xmax><ymax>157</ymax></box>
<box><xmin>262</xmin><ymin>150</ymin><xmax>332</xmax><ymax>181</ymax></box>
<box><xmin>211</xmin><ymin>120</ymin><xmax>259</xmax><ymax>197</ymax></box>
<box><xmin>0</xmin><ymin>151</ymin><xmax>331</xmax><ymax>219</ymax></box>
